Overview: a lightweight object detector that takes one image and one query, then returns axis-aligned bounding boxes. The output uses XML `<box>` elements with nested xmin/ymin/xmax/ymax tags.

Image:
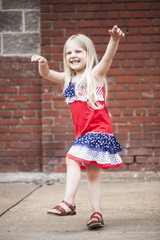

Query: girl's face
<box><xmin>65</xmin><ymin>40</ymin><xmax>87</xmax><ymax>74</ymax></box>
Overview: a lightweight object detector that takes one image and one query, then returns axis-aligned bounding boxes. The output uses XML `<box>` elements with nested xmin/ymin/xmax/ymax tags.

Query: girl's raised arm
<box><xmin>31</xmin><ymin>55</ymin><xmax>65</xmax><ymax>83</ymax></box>
<box><xmin>93</xmin><ymin>25</ymin><xmax>125</xmax><ymax>84</ymax></box>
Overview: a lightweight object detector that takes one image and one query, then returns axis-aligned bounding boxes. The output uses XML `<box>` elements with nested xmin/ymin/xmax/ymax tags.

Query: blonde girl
<box><xmin>31</xmin><ymin>25</ymin><xmax>125</xmax><ymax>229</ymax></box>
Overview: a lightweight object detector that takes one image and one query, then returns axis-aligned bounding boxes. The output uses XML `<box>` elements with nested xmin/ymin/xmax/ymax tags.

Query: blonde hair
<box><xmin>63</xmin><ymin>34</ymin><xmax>107</xmax><ymax>109</ymax></box>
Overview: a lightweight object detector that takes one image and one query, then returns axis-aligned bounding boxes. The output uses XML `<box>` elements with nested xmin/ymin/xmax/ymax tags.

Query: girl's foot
<box><xmin>87</xmin><ymin>212</ymin><xmax>104</xmax><ymax>229</ymax></box>
<box><xmin>47</xmin><ymin>200</ymin><xmax>76</xmax><ymax>216</ymax></box>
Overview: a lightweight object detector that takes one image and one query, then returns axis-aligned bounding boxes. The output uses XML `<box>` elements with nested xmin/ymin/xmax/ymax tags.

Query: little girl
<box><xmin>31</xmin><ymin>25</ymin><xmax>125</xmax><ymax>229</ymax></box>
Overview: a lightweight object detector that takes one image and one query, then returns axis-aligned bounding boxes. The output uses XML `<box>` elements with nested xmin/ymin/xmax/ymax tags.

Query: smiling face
<box><xmin>65</xmin><ymin>40</ymin><xmax>87</xmax><ymax>75</ymax></box>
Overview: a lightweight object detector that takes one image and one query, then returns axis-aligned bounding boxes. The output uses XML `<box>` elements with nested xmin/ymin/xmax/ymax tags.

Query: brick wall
<box><xmin>0</xmin><ymin>0</ymin><xmax>160</xmax><ymax>172</ymax></box>
<box><xmin>0</xmin><ymin>56</ymin><xmax>42</xmax><ymax>171</ymax></box>
<box><xmin>0</xmin><ymin>0</ymin><xmax>42</xmax><ymax>171</ymax></box>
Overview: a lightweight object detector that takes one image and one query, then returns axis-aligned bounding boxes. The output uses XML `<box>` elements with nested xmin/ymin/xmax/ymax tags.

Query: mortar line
<box><xmin>0</xmin><ymin>184</ymin><xmax>42</xmax><ymax>217</ymax></box>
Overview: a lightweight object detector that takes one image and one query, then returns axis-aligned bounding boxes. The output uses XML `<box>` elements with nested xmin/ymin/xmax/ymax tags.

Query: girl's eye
<box><xmin>76</xmin><ymin>50</ymin><xmax>81</xmax><ymax>53</ymax></box>
<box><xmin>66</xmin><ymin>52</ymin><xmax>71</xmax><ymax>55</ymax></box>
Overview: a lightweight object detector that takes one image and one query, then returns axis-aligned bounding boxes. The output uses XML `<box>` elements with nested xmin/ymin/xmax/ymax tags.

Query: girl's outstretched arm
<box><xmin>31</xmin><ymin>55</ymin><xmax>65</xmax><ymax>83</ymax></box>
<box><xmin>93</xmin><ymin>25</ymin><xmax>125</xmax><ymax>83</ymax></box>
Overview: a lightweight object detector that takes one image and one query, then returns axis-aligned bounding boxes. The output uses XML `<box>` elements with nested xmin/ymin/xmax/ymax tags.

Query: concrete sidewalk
<box><xmin>0</xmin><ymin>172</ymin><xmax>160</xmax><ymax>240</ymax></box>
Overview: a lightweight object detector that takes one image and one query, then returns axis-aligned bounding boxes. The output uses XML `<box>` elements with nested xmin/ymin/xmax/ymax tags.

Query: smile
<box><xmin>70</xmin><ymin>59</ymin><xmax>80</xmax><ymax>64</ymax></box>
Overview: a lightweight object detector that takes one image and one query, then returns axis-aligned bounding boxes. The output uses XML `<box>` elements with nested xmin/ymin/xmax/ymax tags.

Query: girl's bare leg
<box><xmin>48</xmin><ymin>158</ymin><xmax>81</xmax><ymax>214</ymax></box>
<box><xmin>85</xmin><ymin>164</ymin><xmax>102</xmax><ymax>224</ymax></box>
<box><xmin>64</xmin><ymin>158</ymin><xmax>81</xmax><ymax>204</ymax></box>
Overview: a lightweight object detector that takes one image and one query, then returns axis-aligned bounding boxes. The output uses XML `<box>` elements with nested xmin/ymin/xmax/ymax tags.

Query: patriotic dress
<box><xmin>64</xmin><ymin>81</ymin><xmax>123</xmax><ymax>170</ymax></box>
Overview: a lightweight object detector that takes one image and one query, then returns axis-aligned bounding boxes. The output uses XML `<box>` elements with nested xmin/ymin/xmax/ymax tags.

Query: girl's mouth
<box><xmin>70</xmin><ymin>59</ymin><xmax>80</xmax><ymax>64</ymax></box>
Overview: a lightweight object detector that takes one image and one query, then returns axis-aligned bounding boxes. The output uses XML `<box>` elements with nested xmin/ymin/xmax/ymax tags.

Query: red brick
<box><xmin>145</xmin><ymin>11</ymin><xmax>155</xmax><ymax>18</ymax></box>
<box><xmin>130</xmin><ymin>133</ymin><xmax>152</xmax><ymax>140</ymax></box>
<box><xmin>128</xmin><ymin>100</ymin><xmax>152</xmax><ymax>108</ymax></box>
<box><xmin>1</xmin><ymin>111</ymin><xmax>12</xmax><ymax>118</ymax></box>
<box><xmin>108</xmin><ymin>100</ymin><xmax>126</xmax><ymax>108</ymax></box>
<box><xmin>148</xmin><ymin>157</ymin><xmax>159</xmax><ymax>164</ymax></box>
<box><xmin>130</xmin><ymin>116</ymin><xmax>152</xmax><ymax>123</ymax></box>
<box><xmin>141</xmin><ymin>44</ymin><xmax>160</xmax><ymax>51</ymax></box>
<box><xmin>135</xmin><ymin>109</ymin><xmax>146</xmax><ymax>116</ymax></box>
<box><xmin>112</xmin><ymin>117</ymin><xmax>127</xmax><ymax>123</ymax></box>
<box><xmin>142</xmin><ymin>92</ymin><xmax>159</xmax><ymax>99</ymax></box>
<box><xmin>77</xmin><ymin>4</ymin><xmax>101</xmax><ymax>12</ymax></box>
<box><xmin>20</xmin><ymin>119</ymin><xmax>41</xmax><ymax>125</ymax></box>
<box><xmin>129</xmin><ymin>149</ymin><xmax>152</xmax><ymax>156</ymax></box>
<box><xmin>148</xmin><ymin>108</ymin><xmax>159</xmax><ymax>116</ymax></box>
<box><xmin>127</xmin><ymin>3</ymin><xmax>151</xmax><ymax>10</ymax></box>
<box><xmin>42</xmin><ymin>110</ymin><xmax>59</xmax><ymax>117</ymax></box>
<box><xmin>127</xmin><ymin>52</ymin><xmax>150</xmax><ymax>59</ymax></box>
<box><xmin>128</xmin><ymin>68</ymin><xmax>151</xmax><ymax>75</ymax></box>
<box><xmin>128</xmin><ymin>84</ymin><xmax>150</xmax><ymax>91</ymax></box>
<box><xmin>0</xmin><ymin>87</ymin><xmax>17</xmax><ymax>93</ymax></box>
<box><xmin>140</xmin><ymin>27</ymin><xmax>160</xmax><ymax>35</ymax></box>
<box><xmin>55</xmin><ymin>133</ymin><xmax>74</xmax><ymax>141</ymax></box>
<box><xmin>116</xmin><ymin>76</ymin><xmax>138</xmax><ymax>83</ymax></box>
<box><xmin>140</xmin><ymin>76</ymin><xmax>159</xmax><ymax>83</ymax></box>
<box><xmin>102</xmin><ymin>3</ymin><xmax>125</xmax><ymax>11</ymax></box>
<box><xmin>136</xmin><ymin>157</ymin><xmax>147</xmax><ymax>164</ymax></box>
<box><xmin>123</xmin><ymin>109</ymin><xmax>133</xmax><ymax>116</ymax></box>
<box><xmin>116</xmin><ymin>92</ymin><xmax>139</xmax><ymax>99</ymax></box>
<box><xmin>78</xmin><ymin>21</ymin><xmax>101</xmax><ymax>28</ymax></box>
<box><xmin>118</xmin><ymin>125</ymin><xmax>141</xmax><ymax>132</ymax></box>
<box><xmin>127</xmin><ymin>36</ymin><xmax>150</xmax><ymax>43</ymax></box>
<box><xmin>143</xmin><ymin>124</ymin><xmax>160</xmax><ymax>132</ymax></box>
<box><xmin>127</xmin><ymin>19</ymin><xmax>150</xmax><ymax>27</ymax></box>
<box><xmin>52</xmin><ymin>4</ymin><xmax>75</xmax><ymax>12</ymax></box>
<box><xmin>7</xmin><ymin>95</ymin><xmax>29</xmax><ymax>101</ymax></box>
<box><xmin>41</xmin><ymin>29</ymin><xmax>64</xmax><ymax>37</ymax></box>
<box><xmin>142</xmin><ymin>141</ymin><xmax>160</xmax><ymax>148</ymax></box>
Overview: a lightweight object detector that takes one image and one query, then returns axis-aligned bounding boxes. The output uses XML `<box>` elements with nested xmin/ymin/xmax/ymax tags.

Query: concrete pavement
<box><xmin>0</xmin><ymin>172</ymin><xmax>160</xmax><ymax>240</ymax></box>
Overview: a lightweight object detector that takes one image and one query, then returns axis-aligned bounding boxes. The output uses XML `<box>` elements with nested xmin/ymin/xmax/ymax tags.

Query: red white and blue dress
<box><xmin>64</xmin><ymin>81</ymin><xmax>123</xmax><ymax>170</ymax></box>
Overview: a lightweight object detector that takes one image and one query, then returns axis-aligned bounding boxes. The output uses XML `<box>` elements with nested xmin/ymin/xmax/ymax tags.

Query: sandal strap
<box><xmin>90</xmin><ymin>212</ymin><xmax>104</xmax><ymax>223</ymax></box>
<box><xmin>62</xmin><ymin>200</ymin><xmax>76</xmax><ymax>215</ymax></box>
<box><xmin>52</xmin><ymin>204</ymin><xmax>67</xmax><ymax>216</ymax></box>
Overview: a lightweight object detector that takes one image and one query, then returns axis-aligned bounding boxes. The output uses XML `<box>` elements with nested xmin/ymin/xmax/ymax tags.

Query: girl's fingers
<box><xmin>31</xmin><ymin>55</ymin><xmax>47</xmax><ymax>64</ymax></box>
<box><xmin>109</xmin><ymin>25</ymin><xmax>125</xmax><ymax>38</ymax></box>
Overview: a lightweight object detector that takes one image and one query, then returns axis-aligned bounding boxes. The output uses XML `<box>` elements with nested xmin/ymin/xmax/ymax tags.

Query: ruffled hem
<box><xmin>66</xmin><ymin>154</ymin><xmax>124</xmax><ymax>170</ymax></box>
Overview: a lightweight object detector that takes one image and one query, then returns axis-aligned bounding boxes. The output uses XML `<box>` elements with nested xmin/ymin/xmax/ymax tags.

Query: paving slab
<box><xmin>0</xmin><ymin>181</ymin><xmax>160</xmax><ymax>240</ymax></box>
<box><xmin>0</xmin><ymin>183</ymin><xmax>39</xmax><ymax>216</ymax></box>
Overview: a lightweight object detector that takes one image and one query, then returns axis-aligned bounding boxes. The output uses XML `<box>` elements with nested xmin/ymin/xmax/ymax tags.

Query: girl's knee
<box><xmin>86</xmin><ymin>164</ymin><xmax>101</xmax><ymax>181</ymax></box>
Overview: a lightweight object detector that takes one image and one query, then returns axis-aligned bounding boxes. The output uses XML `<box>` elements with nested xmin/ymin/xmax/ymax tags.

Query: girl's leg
<box><xmin>64</xmin><ymin>157</ymin><xmax>81</xmax><ymax>204</ymax></box>
<box><xmin>48</xmin><ymin>158</ymin><xmax>81</xmax><ymax>214</ymax></box>
<box><xmin>85</xmin><ymin>164</ymin><xmax>102</xmax><ymax>213</ymax></box>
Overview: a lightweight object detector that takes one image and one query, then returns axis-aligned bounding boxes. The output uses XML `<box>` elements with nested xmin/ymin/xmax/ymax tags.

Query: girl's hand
<box><xmin>31</xmin><ymin>55</ymin><xmax>48</xmax><ymax>66</ymax></box>
<box><xmin>109</xmin><ymin>25</ymin><xmax>125</xmax><ymax>40</ymax></box>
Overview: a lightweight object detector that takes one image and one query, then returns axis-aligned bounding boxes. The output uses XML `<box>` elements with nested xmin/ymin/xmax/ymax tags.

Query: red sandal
<box><xmin>47</xmin><ymin>200</ymin><xmax>76</xmax><ymax>216</ymax></box>
<box><xmin>87</xmin><ymin>212</ymin><xmax>104</xmax><ymax>229</ymax></box>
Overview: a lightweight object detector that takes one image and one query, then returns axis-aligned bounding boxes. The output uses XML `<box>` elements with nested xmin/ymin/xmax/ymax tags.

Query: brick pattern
<box><xmin>0</xmin><ymin>57</ymin><xmax>42</xmax><ymax>171</ymax></box>
<box><xmin>0</xmin><ymin>0</ymin><xmax>160</xmax><ymax>172</ymax></box>
<box><xmin>40</xmin><ymin>0</ymin><xmax>160</xmax><ymax>172</ymax></box>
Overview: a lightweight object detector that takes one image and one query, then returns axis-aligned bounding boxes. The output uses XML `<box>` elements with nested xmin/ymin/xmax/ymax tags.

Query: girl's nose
<box><xmin>70</xmin><ymin>52</ymin><xmax>76</xmax><ymax>57</ymax></box>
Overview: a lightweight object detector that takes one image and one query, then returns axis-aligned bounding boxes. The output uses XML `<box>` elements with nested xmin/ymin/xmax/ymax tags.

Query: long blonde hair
<box><xmin>63</xmin><ymin>34</ymin><xmax>107</xmax><ymax>109</ymax></box>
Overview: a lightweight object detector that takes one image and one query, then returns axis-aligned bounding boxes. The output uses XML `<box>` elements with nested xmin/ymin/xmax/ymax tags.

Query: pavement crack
<box><xmin>0</xmin><ymin>184</ymin><xmax>42</xmax><ymax>217</ymax></box>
